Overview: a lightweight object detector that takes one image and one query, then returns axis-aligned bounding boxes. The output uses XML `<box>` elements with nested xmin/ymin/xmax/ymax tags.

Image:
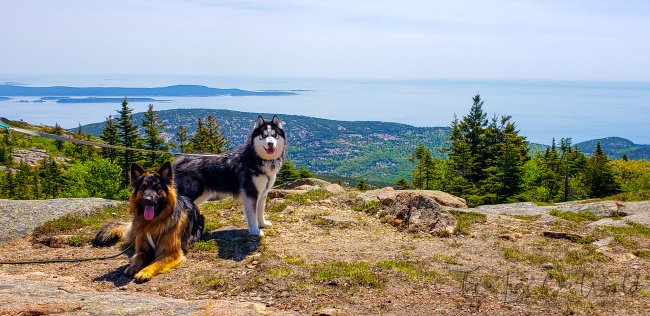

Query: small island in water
<box><xmin>0</xmin><ymin>84</ymin><xmax>299</xmax><ymax>97</ymax></box>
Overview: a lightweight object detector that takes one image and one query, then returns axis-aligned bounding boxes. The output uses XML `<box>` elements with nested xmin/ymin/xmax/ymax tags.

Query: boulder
<box><xmin>358</xmin><ymin>187</ymin><xmax>467</xmax><ymax>208</ymax></box>
<box><xmin>381</xmin><ymin>192</ymin><xmax>457</xmax><ymax>236</ymax></box>
<box><xmin>274</xmin><ymin>178</ymin><xmax>332</xmax><ymax>190</ymax></box>
<box><xmin>322</xmin><ymin>183</ymin><xmax>346</xmax><ymax>195</ymax></box>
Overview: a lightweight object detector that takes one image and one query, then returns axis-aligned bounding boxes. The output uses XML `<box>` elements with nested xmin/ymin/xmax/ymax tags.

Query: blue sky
<box><xmin>1</xmin><ymin>0</ymin><xmax>649</xmax><ymax>81</ymax></box>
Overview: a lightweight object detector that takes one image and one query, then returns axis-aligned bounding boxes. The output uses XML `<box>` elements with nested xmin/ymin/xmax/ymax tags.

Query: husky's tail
<box><xmin>93</xmin><ymin>222</ymin><xmax>132</xmax><ymax>247</ymax></box>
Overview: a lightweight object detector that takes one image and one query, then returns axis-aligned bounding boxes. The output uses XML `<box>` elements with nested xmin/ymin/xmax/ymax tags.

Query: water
<box><xmin>1</xmin><ymin>74</ymin><xmax>649</xmax><ymax>144</ymax></box>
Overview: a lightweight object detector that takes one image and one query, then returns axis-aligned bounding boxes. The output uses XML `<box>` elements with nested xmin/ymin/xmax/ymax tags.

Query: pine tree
<box><xmin>189</xmin><ymin>118</ymin><xmax>210</xmax><ymax>153</ymax></box>
<box><xmin>39</xmin><ymin>157</ymin><xmax>62</xmax><ymax>198</ymax></box>
<box><xmin>206</xmin><ymin>115</ymin><xmax>231</xmax><ymax>153</ymax></box>
<box><xmin>175</xmin><ymin>125</ymin><xmax>189</xmax><ymax>153</ymax></box>
<box><xmin>141</xmin><ymin>104</ymin><xmax>170</xmax><ymax>167</ymax></box>
<box><xmin>100</xmin><ymin>115</ymin><xmax>119</xmax><ymax>163</ymax></box>
<box><xmin>356</xmin><ymin>178</ymin><xmax>368</xmax><ymax>191</ymax></box>
<box><xmin>587</xmin><ymin>142</ymin><xmax>619</xmax><ymax>198</ymax></box>
<box><xmin>51</xmin><ymin>123</ymin><xmax>65</xmax><ymax>151</ymax></box>
<box><xmin>116</xmin><ymin>97</ymin><xmax>141</xmax><ymax>185</ymax></box>
<box><xmin>395</xmin><ymin>178</ymin><xmax>411</xmax><ymax>190</ymax></box>
<box><xmin>276</xmin><ymin>161</ymin><xmax>300</xmax><ymax>185</ymax></box>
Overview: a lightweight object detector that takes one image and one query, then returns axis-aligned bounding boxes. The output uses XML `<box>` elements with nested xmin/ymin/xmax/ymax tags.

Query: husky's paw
<box><xmin>259</xmin><ymin>220</ymin><xmax>273</xmax><ymax>228</ymax></box>
<box><xmin>134</xmin><ymin>269</ymin><xmax>154</xmax><ymax>283</ymax></box>
<box><xmin>249</xmin><ymin>228</ymin><xmax>264</xmax><ymax>237</ymax></box>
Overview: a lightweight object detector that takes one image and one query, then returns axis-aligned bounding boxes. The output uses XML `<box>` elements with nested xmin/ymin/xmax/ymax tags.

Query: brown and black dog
<box><xmin>94</xmin><ymin>162</ymin><xmax>204</xmax><ymax>283</ymax></box>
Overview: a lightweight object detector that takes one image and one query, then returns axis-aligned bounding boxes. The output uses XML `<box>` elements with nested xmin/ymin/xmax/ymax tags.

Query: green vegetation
<box><xmin>268</xmin><ymin>267</ymin><xmax>292</xmax><ymax>277</ymax></box>
<box><xmin>450</xmin><ymin>210</ymin><xmax>487</xmax><ymax>235</ymax></box>
<box><xmin>351</xmin><ymin>200</ymin><xmax>382</xmax><ymax>215</ymax></box>
<box><xmin>314</xmin><ymin>261</ymin><xmax>380</xmax><ymax>288</ymax></box>
<box><xmin>32</xmin><ymin>204</ymin><xmax>129</xmax><ymax>238</ymax></box>
<box><xmin>276</xmin><ymin>160</ymin><xmax>313</xmax><ymax>185</ymax></box>
<box><xmin>285</xmin><ymin>189</ymin><xmax>333</xmax><ymax>205</ymax></box>
<box><xmin>190</xmin><ymin>274</ymin><xmax>225</xmax><ymax>290</ymax></box>
<box><xmin>548</xmin><ymin>209</ymin><xmax>599</xmax><ymax>222</ymax></box>
<box><xmin>193</xmin><ymin>240</ymin><xmax>219</xmax><ymax>252</ymax></box>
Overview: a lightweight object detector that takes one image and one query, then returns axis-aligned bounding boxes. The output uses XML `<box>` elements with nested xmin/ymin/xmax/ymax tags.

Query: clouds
<box><xmin>1</xmin><ymin>0</ymin><xmax>648</xmax><ymax>80</ymax></box>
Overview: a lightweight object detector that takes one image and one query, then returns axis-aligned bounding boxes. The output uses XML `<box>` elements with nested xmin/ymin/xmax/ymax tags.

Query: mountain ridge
<box><xmin>79</xmin><ymin>108</ymin><xmax>649</xmax><ymax>185</ymax></box>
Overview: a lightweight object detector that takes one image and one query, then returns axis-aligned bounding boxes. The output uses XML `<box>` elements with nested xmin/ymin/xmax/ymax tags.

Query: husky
<box><xmin>172</xmin><ymin>115</ymin><xmax>286</xmax><ymax>236</ymax></box>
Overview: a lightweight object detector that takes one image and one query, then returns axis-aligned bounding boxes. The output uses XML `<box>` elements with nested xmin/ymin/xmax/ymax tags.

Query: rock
<box><xmin>622</xmin><ymin>212</ymin><xmax>650</xmax><ymax>226</ymax></box>
<box><xmin>592</xmin><ymin>237</ymin><xmax>614</xmax><ymax>248</ymax></box>
<box><xmin>555</xmin><ymin>201</ymin><xmax>625</xmax><ymax>218</ymax></box>
<box><xmin>296</xmin><ymin>185</ymin><xmax>320</xmax><ymax>191</ymax></box>
<box><xmin>542</xmin><ymin>231</ymin><xmax>587</xmax><ymax>242</ymax></box>
<box><xmin>268</xmin><ymin>189</ymin><xmax>308</xmax><ymax>199</ymax></box>
<box><xmin>587</xmin><ymin>218</ymin><xmax>629</xmax><ymax>229</ymax></box>
<box><xmin>316</xmin><ymin>307</ymin><xmax>350</xmax><ymax>315</ymax></box>
<box><xmin>275</xmin><ymin>178</ymin><xmax>332</xmax><ymax>190</ymax></box>
<box><xmin>358</xmin><ymin>187</ymin><xmax>467</xmax><ymax>208</ymax></box>
<box><xmin>47</xmin><ymin>235</ymin><xmax>74</xmax><ymax>248</ymax></box>
<box><xmin>381</xmin><ymin>193</ymin><xmax>457</xmax><ymax>236</ymax></box>
<box><xmin>316</xmin><ymin>216</ymin><xmax>359</xmax><ymax>226</ymax></box>
<box><xmin>539</xmin><ymin>263</ymin><xmax>555</xmax><ymax>270</ymax></box>
<box><xmin>322</xmin><ymin>184</ymin><xmax>346</xmax><ymax>195</ymax></box>
<box><xmin>0</xmin><ymin>198</ymin><xmax>123</xmax><ymax>242</ymax></box>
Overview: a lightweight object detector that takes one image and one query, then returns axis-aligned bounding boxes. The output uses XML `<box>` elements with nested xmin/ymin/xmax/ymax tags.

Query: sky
<box><xmin>2</xmin><ymin>0</ymin><xmax>650</xmax><ymax>81</ymax></box>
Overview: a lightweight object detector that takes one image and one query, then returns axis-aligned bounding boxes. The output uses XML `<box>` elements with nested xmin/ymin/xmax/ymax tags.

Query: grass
<box><xmin>639</xmin><ymin>289</ymin><xmax>650</xmax><ymax>297</ymax></box>
<box><xmin>193</xmin><ymin>240</ymin><xmax>219</xmax><ymax>252</ymax></box>
<box><xmin>351</xmin><ymin>200</ymin><xmax>382</xmax><ymax>215</ymax></box>
<box><xmin>606</xmin><ymin>190</ymin><xmax>650</xmax><ymax>202</ymax></box>
<box><xmin>190</xmin><ymin>274</ymin><xmax>225</xmax><ymax>290</ymax></box>
<box><xmin>502</xmin><ymin>245</ymin><xmax>607</xmax><ymax>266</ymax></box>
<box><xmin>283</xmin><ymin>256</ymin><xmax>306</xmax><ymax>266</ymax></box>
<box><xmin>267</xmin><ymin>202</ymin><xmax>288</xmax><ymax>213</ymax></box>
<box><xmin>432</xmin><ymin>254</ymin><xmax>461</xmax><ymax>265</ymax></box>
<box><xmin>549</xmin><ymin>209</ymin><xmax>599</xmax><ymax>222</ymax></box>
<box><xmin>32</xmin><ymin>204</ymin><xmax>129</xmax><ymax>238</ymax></box>
<box><xmin>314</xmin><ymin>261</ymin><xmax>380</xmax><ymax>288</ymax></box>
<box><xmin>268</xmin><ymin>267</ymin><xmax>292</xmax><ymax>277</ymax></box>
<box><xmin>450</xmin><ymin>211</ymin><xmax>487</xmax><ymax>235</ymax></box>
<box><xmin>67</xmin><ymin>235</ymin><xmax>93</xmax><ymax>247</ymax></box>
<box><xmin>633</xmin><ymin>249</ymin><xmax>650</xmax><ymax>259</ymax></box>
<box><xmin>504</xmin><ymin>214</ymin><xmax>541</xmax><ymax>222</ymax></box>
<box><xmin>285</xmin><ymin>189</ymin><xmax>334</xmax><ymax>205</ymax></box>
<box><xmin>376</xmin><ymin>260</ymin><xmax>439</xmax><ymax>281</ymax></box>
<box><xmin>604</xmin><ymin>224</ymin><xmax>650</xmax><ymax>239</ymax></box>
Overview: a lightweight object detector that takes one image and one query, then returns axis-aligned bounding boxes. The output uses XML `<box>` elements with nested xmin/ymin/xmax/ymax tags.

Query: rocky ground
<box><xmin>1</xmin><ymin>180</ymin><xmax>650</xmax><ymax>315</ymax></box>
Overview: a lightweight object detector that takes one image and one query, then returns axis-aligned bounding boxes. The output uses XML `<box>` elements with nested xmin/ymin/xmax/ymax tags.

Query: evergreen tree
<box><xmin>116</xmin><ymin>97</ymin><xmax>141</xmax><ymax>185</ymax></box>
<box><xmin>587</xmin><ymin>142</ymin><xmax>619</xmax><ymax>198</ymax></box>
<box><xmin>51</xmin><ymin>123</ymin><xmax>65</xmax><ymax>151</ymax></box>
<box><xmin>4</xmin><ymin>170</ymin><xmax>15</xmax><ymax>198</ymax></box>
<box><xmin>356</xmin><ymin>178</ymin><xmax>368</xmax><ymax>191</ymax></box>
<box><xmin>297</xmin><ymin>166</ymin><xmax>313</xmax><ymax>179</ymax></box>
<box><xmin>141</xmin><ymin>104</ymin><xmax>170</xmax><ymax>167</ymax></box>
<box><xmin>276</xmin><ymin>161</ymin><xmax>300</xmax><ymax>185</ymax></box>
<box><xmin>175</xmin><ymin>125</ymin><xmax>189</xmax><ymax>153</ymax></box>
<box><xmin>100</xmin><ymin>115</ymin><xmax>119</xmax><ymax>163</ymax></box>
<box><xmin>189</xmin><ymin>118</ymin><xmax>210</xmax><ymax>153</ymax></box>
<box><xmin>39</xmin><ymin>157</ymin><xmax>62</xmax><ymax>199</ymax></box>
<box><xmin>13</xmin><ymin>162</ymin><xmax>32</xmax><ymax>199</ymax></box>
<box><xmin>205</xmin><ymin>115</ymin><xmax>231</xmax><ymax>154</ymax></box>
<box><xmin>395</xmin><ymin>177</ymin><xmax>411</xmax><ymax>190</ymax></box>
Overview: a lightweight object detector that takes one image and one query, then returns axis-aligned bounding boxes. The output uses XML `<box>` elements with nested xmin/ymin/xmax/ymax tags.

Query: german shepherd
<box><xmin>94</xmin><ymin>162</ymin><xmax>204</xmax><ymax>283</ymax></box>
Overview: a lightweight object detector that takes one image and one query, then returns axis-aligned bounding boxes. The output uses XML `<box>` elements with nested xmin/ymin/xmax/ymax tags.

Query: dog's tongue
<box><xmin>144</xmin><ymin>205</ymin><xmax>155</xmax><ymax>221</ymax></box>
<box><xmin>265</xmin><ymin>147</ymin><xmax>275</xmax><ymax>155</ymax></box>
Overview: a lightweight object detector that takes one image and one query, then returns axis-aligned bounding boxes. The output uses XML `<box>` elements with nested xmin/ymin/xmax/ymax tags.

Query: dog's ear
<box><xmin>156</xmin><ymin>162</ymin><xmax>173</xmax><ymax>184</ymax></box>
<box><xmin>255</xmin><ymin>115</ymin><xmax>265</xmax><ymax>128</ymax></box>
<box><xmin>272</xmin><ymin>115</ymin><xmax>283</xmax><ymax>128</ymax></box>
<box><xmin>130</xmin><ymin>163</ymin><xmax>146</xmax><ymax>187</ymax></box>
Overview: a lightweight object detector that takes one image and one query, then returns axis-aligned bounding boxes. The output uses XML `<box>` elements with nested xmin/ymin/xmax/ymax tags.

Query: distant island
<box><xmin>0</xmin><ymin>84</ymin><xmax>299</xmax><ymax>97</ymax></box>
<box><xmin>0</xmin><ymin>97</ymin><xmax>11</xmax><ymax>101</ymax></box>
<box><xmin>52</xmin><ymin>97</ymin><xmax>168</xmax><ymax>104</ymax></box>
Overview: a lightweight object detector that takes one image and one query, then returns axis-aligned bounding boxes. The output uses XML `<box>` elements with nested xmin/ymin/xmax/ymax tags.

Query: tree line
<box><xmin>399</xmin><ymin>94</ymin><xmax>643</xmax><ymax>206</ymax></box>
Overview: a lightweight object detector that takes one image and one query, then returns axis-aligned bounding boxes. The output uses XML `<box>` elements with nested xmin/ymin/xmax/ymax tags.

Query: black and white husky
<box><xmin>172</xmin><ymin>115</ymin><xmax>286</xmax><ymax>236</ymax></box>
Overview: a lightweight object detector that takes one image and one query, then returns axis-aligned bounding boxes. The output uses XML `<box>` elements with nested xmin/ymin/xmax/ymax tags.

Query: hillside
<box><xmin>576</xmin><ymin>137</ymin><xmax>650</xmax><ymax>160</ymax></box>
<box><xmin>81</xmin><ymin>109</ymin><xmax>450</xmax><ymax>185</ymax></box>
<box><xmin>1</xmin><ymin>181</ymin><xmax>649</xmax><ymax>315</ymax></box>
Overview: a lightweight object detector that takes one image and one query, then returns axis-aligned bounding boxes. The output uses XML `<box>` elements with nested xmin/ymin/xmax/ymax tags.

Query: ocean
<box><xmin>1</xmin><ymin>74</ymin><xmax>649</xmax><ymax>144</ymax></box>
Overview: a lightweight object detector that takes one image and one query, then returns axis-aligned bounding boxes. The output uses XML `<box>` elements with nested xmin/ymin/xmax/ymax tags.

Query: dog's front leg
<box><xmin>256</xmin><ymin>194</ymin><xmax>272</xmax><ymax>228</ymax></box>
<box><xmin>124</xmin><ymin>237</ymin><xmax>146</xmax><ymax>277</ymax></box>
<box><xmin>134</xmin><ymin>249</ymin><xmax>184</xmax><ymax>283</ymax></box>
<box><xmin>243</xmin><ymin>193</ymin><xmax>262</xmax><ymax>236</ymax></box>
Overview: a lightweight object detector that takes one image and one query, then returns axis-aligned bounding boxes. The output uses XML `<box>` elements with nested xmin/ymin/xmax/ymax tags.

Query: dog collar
<box><xmin>146</xmin><ymin>233</ymin><xmax>156</xmax><ymax>249</ymax></box>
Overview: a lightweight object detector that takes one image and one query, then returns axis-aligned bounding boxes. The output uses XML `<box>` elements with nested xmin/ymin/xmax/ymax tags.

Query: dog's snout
<box><xmin>143</xmin><ymin>195</ymin><xmax>154</xmax><ymax>204</ymax></box>
<box><xmin>267</xmin><ymin>142</ymin><xmax>274</xmax><ymax>147</ymax></box>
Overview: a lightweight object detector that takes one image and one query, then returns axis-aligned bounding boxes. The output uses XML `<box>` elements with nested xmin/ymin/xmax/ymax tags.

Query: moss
<box><xmin>267</xmin><ymin>202</ymin><xmax>288</xmax><ymax>213</ymax></box>
<box><xmin>432</xmin><ymin>254</ymin><xmax>460</xmax><ymax>265</ymax></box>
<box><xmin>376</xmin><ymin>260</ymin><xmax>439</xmax><ymax>282</ymax></box>
<box><xmin>605</xmin><ymin>224</ymin><xmax>650</xmax><ymax>239</ymax></box>
<box><xmin>283</xmin><ymin>256</ymin><xmax>306</xmax><ymax>266</ymax></box>
<box><xmin>285</xmin><ymin>189</ymin><xmax>334</xmax><ymax>205</ymax></box>
<box><xmin>67</xmin><ymin>235</ymin><xmax>93</xmax><ymax>247</ymax></box>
